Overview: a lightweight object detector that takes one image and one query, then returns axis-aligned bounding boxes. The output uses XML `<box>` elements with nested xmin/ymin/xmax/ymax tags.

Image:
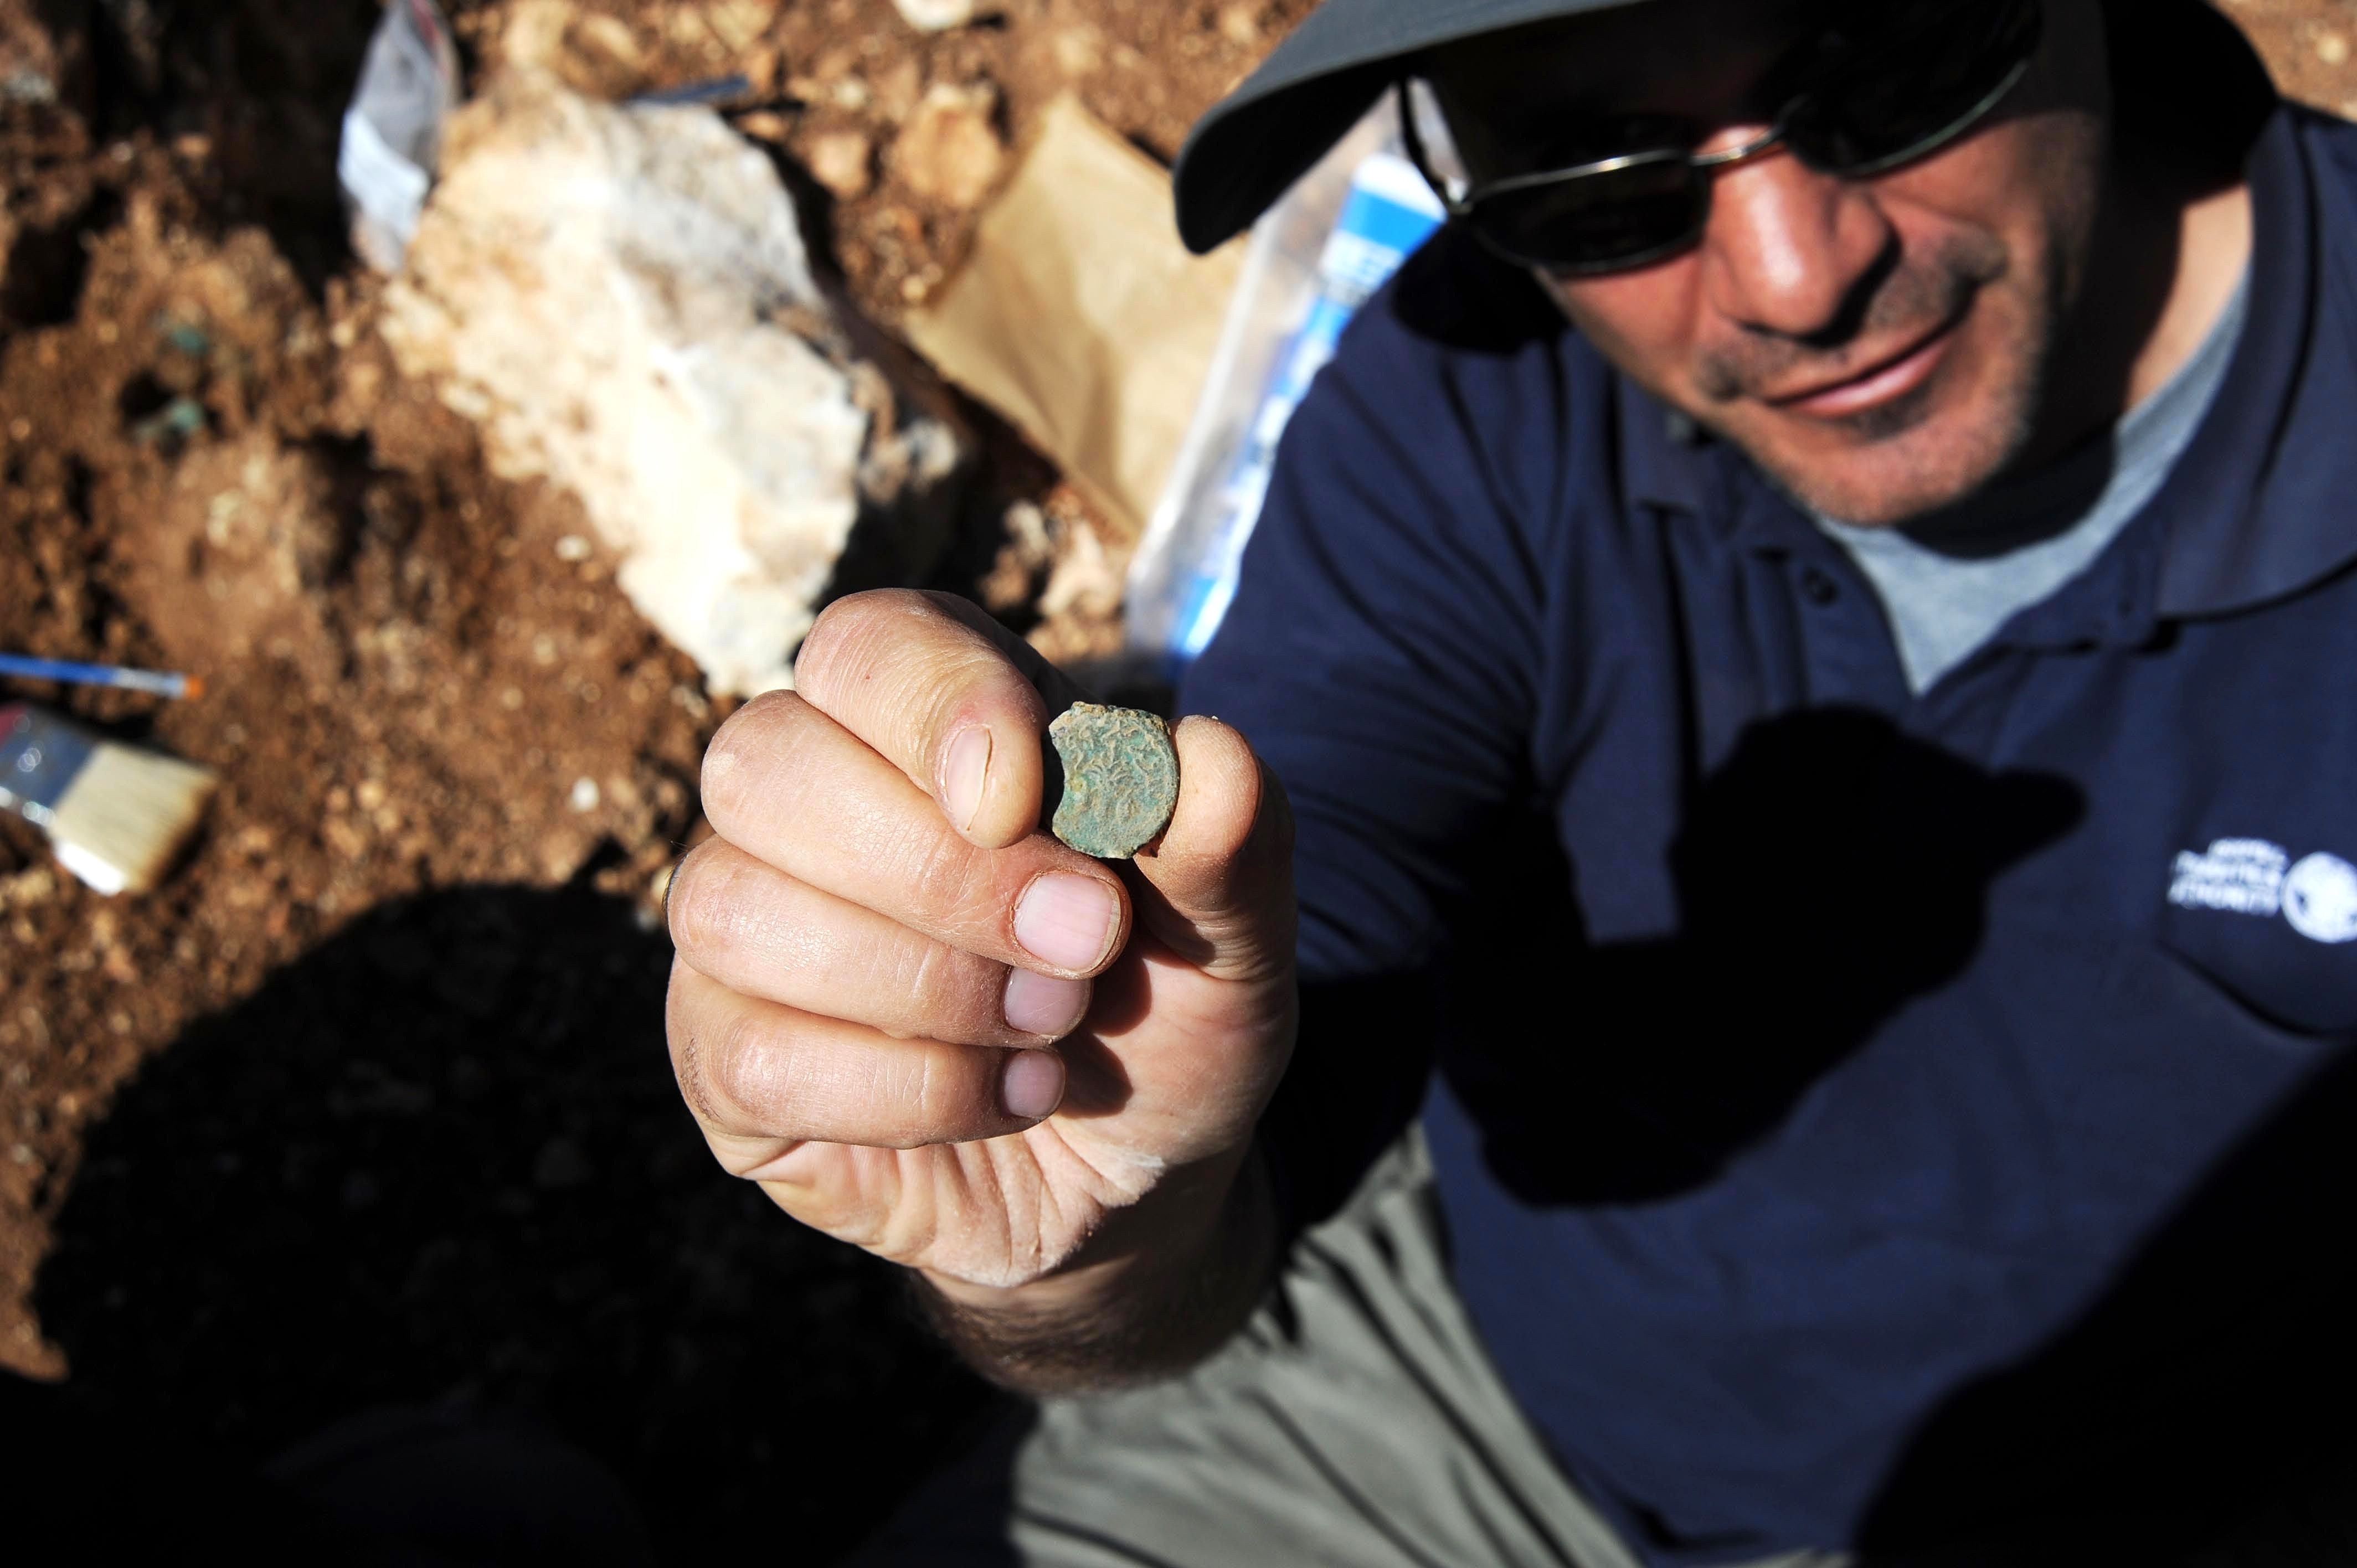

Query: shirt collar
<box><xmin>1615</xmin><ymin>106</ymin><xmax>2357</xmax><ymax>623</ymax></box>
<box><xmin>1616</xmin><ymin>371</ymin><xmax>1719</xmax><ymax>520</ymax></box>
<box><xmin>2147</xmin><ymin>106</ymin><xmax>2357</xmax><ymax>619</ymax></box>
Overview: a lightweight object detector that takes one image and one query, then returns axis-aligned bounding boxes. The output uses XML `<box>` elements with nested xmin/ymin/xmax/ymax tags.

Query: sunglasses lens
<box><xmin>1423</xmin><ymin>0</ymin><xmax>2042</xmax><ymax>274</ymax></box>
<box><xmin>1470</xmin><ymin>156</ymin><xmax>1707</xmax><ymax>272</ymax></box>
<box><xmin>1783</xmin><ymin>0</ymin><xmax>2043</xmax><ymax>171</ymax></box>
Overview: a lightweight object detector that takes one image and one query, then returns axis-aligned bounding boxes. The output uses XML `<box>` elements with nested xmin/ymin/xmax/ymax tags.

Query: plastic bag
<box><xmin>339</xmin><ymin>0</ymin><xmax>462</xmax><ymax>274</ymax></box>
<box><xmin>1124</xmin><ymin>96</ymin><xmax>1447</xmax><ymax>674</ymax></box>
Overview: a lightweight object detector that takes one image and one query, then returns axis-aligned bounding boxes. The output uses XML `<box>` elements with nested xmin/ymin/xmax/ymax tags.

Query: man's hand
<box><xmin>664</xmin><ymin>590</ymin><xmax>1296</xmax><ymax>1384</ymax></box>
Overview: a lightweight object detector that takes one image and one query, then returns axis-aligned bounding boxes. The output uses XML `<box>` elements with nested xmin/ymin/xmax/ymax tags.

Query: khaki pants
<box><xmin>854</xmin><ymin>1128</ymin><xmax>1846</xmax><ymax>1568</ymax></box>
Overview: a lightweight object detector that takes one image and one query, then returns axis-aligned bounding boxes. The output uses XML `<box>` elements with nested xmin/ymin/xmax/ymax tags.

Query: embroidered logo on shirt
<box><xmin>2284</xmin><ymin>853</ymin><xmax>2357</xmax><ymax>943</ymax></box>
<box><xmin>2169</xmin><ymin>839</ymin><xmax>2357</xmax><ymax>944</ymax></box>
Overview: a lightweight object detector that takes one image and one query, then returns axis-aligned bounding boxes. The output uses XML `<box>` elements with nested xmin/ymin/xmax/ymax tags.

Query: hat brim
<box><xmin>1172</xmin><ymin>0</ymin><xmax>1655</xmax><ymax>253</ymax></box>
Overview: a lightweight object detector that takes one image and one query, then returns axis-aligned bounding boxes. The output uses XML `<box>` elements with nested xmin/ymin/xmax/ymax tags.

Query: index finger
<box><xmin>793</xmin><ymin>590</ymin><xmax>1087</xmax><ymax>850</ymax></box>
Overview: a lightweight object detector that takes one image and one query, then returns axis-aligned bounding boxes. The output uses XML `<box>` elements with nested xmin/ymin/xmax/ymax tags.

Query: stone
<box><xmin>806</xmin><ymin>129</ymin><xmax>873</xmax><ymax>200</ymax></box>
<box><xmin>382</xmin><ymin>73</ymin><xmax>965</xmax><ymax>694</ymax></box>
<box><xmin>892</xmin><ymin>82</ymin><xmax>1005</xmax><ymax>210</ymax></box>
<box><xmin>0</xmin><ymin>4</ymin><xmax>59</xmax><ymax>106</ymax></box>
<box><xmin>1047</xmin><ymin>703</ymin><xmax>1179</xmax><ymax>859</ymax></box>
<box><xmin>704</xmin><ymin>0</ymin><xmax>779</xmax><ymax>52</ymax></box>
<box><xmin>892</xmin><ymin>0</ymin><xmax>976</xmax><ymax>33</ymax></box>
<box><xmin>1052</xmin><ymin>27</ymin><xmax>1103</xmax><ymax>78</ymax></box>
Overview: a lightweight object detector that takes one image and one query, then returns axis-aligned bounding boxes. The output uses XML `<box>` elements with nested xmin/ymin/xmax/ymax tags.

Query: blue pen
<box><xmin>0</xmin><ymin>654</ymin><xmax>203</xmax><ymax>700</ymax></box>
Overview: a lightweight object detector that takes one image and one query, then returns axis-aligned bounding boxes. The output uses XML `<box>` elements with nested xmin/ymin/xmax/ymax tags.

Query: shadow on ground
<box><xmin>22</xmin><ymin>877</ymin><xmax>989</xmax><ymax>1562</ymax></box>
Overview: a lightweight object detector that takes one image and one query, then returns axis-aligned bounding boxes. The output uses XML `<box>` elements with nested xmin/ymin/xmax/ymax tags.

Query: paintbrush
<box><xmin>0</xmin><ymin>703</ymin><xmax>217</xmax><ymax>894</ymax></box>
<box><xmin>0</xmin><ymin>653</ymin><xmax>203</xmax><ymax>699</ymax></box>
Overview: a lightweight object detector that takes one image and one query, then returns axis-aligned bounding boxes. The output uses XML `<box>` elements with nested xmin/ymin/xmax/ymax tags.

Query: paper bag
<box><xmin>905</xmin><ymin>95</ymin><xmax>1243</xmax><ymax>536</ymax></box>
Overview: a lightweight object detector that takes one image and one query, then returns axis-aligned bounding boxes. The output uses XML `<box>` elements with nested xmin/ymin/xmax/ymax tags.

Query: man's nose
<box><xmin>1697</xmin><ymin>149</ymin><xmax>1896</xmax><ymax>343</ymax></box>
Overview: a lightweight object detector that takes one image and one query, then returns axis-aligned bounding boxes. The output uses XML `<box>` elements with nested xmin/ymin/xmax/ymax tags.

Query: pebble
<box><xmin>1047</xmin><ymin>703</ymin><xmax>1179</xmax><ymax>860</ymax></box>
<box><xmin>806</xmin><ymin>130</ymin><xmax>874</xmax><ymax>201</ymax></box>
<box><xmin>1</xmin><ymin>866</ymin><xmax>55</xmax><ymax>908</ymax></box>
<box><xmin>892</xmin><ymin>0</ymin><xmax>975</xmax><ymax>32</ymax></box>
<box><xmin>891</xmin><ymin>83</ymin><xmax>1004</xmax><ymax>210</ymax></box>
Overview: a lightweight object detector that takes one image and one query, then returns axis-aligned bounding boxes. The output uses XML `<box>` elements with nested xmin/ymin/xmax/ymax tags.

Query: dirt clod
<box><xmin>807</xmin><ymin>127</ymin><xmax>876</xmax><ymax>200</ymax></box>
<box><xmin>891</xmin><ymin>81</ymin><xmax>1005</xmax><ymax>210</ymax></box>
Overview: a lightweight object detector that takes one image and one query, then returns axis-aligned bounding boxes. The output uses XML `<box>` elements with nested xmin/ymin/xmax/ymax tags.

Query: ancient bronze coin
<box><xmin>1046</xmin><ymin>703</ymin><xmax>1179</xmax><ymax>859</ymax></box>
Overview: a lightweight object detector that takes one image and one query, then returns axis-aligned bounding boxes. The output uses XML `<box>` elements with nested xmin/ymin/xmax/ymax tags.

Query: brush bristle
<box><xmin>47</xmin><ymin>740</ymin><xmax>217</xmax><ymax>894</ymax></box>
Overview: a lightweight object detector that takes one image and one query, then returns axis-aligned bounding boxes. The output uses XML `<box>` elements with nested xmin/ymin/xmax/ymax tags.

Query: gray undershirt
<box><xmin>1813</xmin><ymin>271</ymin><xmax>2250</xmax><ymax>694</ymax></box>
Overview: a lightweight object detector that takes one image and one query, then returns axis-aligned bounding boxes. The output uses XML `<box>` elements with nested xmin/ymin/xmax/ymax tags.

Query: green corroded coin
<box><xmin>1047</xmin><ymin>703</ymin><xmax>1179</xmax><ymax>859</ymax></box>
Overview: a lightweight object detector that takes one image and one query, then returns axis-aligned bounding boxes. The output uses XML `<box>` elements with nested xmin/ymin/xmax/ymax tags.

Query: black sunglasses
<box><xmin>1401</xmin><ymin>0</ymin><xmax>2045</xmax><ymax>276</ymax></box>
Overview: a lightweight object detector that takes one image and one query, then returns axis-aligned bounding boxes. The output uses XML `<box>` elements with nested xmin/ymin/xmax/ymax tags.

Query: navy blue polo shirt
<box><xmin>1184</xmin><ymin>105</ymin><xmax>2357</xmax><ymax>1562</ymax></box>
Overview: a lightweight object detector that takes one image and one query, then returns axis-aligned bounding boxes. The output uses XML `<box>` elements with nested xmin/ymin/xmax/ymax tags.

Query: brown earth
<box><xmin>0</xmin><ymin>0</ymin><xmax>2350</xmax><ymax>1559</ymax></box>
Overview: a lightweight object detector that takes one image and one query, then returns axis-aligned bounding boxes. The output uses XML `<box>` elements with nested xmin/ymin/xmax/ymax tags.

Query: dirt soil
<box><xmin>0</xmin><ymin>0</ymin><xmax>2350</xmax><ymax>1560</ymax></box>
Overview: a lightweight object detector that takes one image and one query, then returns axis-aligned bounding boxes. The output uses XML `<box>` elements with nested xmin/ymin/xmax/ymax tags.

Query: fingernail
<box><xmin>1004</xmin><ymin>968</ymin><xmax>1089</xmax><ymax>1037</ymax></box>
<box><xmin>1001</xmin><ymin>1050</ymin><xmax>1065</xmax><ymax>1121</ymax></box>
<box><xmin>943</xmin><ymin>726</ymin><xmax>991</xmax><ymax>833</ymax></box>
<box><xmin>1014</xmin><ymin>873</ymin><xmax>1119</xmax><ymax>972</ymax></box>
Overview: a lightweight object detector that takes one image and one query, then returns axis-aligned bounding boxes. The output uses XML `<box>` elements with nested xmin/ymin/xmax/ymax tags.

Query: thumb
<box><xmin>1128</xmin><ymin>716</ymin><xmax>1296</xmax><ymax>984</ymax></box>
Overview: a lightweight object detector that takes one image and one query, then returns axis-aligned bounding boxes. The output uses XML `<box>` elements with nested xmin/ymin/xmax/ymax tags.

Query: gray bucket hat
<box><xmin>1171</xmin><ymin>0</ymin><xmax>1655</xmax><ymax>254</ymax></box>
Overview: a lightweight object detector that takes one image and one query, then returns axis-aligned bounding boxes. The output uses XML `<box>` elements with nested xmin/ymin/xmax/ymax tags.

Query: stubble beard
<box><xmin>1699</xmin><ymin>228</ymin><xmax>2065</xmax><ymax>527</ymax></box>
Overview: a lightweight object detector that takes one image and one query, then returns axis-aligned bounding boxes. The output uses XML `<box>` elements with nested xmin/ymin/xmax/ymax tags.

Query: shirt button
<box><xmin>1800</xmin><ymin>567</ymin><xmax>1840</xmax><ymax>606</ymax></box>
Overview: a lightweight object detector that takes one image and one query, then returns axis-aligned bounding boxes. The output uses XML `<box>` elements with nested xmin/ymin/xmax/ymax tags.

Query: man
<box><xmin>663</xmin><ymin>0</ymin><xmax>2357</xmax><ymax>1561</ymax></box>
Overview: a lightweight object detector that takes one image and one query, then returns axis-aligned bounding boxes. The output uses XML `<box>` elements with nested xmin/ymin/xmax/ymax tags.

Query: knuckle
<box><xmin>663</xmin><ymin>842</ymin><xmax>737</xmax><ymax>958</ymax></box>
<box><xmin>664</xmin><ymin>964</ymin><xmax>730</xmax><ymax>1126</ymax></box>
<box><xmin>665</xmin><ymin>966</ymin><xmax>806</xmax><ymax>1135</ymax></box>
<box><xmin>704</xmin><ymin>1002</ymin><xmax>798</xmax><ymax>1129</ymax></box>
<box><xmin>904</xmin><ymin>1045</ymin><xmax>991</xmax><ymax>1142</ymax></box>
<box><xmin>701</xmin><ymin>691</ymin><xmax>809</xmax><ymax>819</ymax></box>
<box><xmin>905</xmin><ymin>825</ymin><xmax>992</xmax><ymax>924</ymax></box>
<box><xmin>796</xmin><ymin>589</ymin><xmax>930</xmax><ymax>701</ymax></box>
<box><xmin>894</xmin><ymin>938</ymin><xmax>996</xmax><ymax>1043</ymax></box>
<box><xmin>892</xmin><ymin>939</ymin><xmax>952</xmax><ymax>1039</ymax></box>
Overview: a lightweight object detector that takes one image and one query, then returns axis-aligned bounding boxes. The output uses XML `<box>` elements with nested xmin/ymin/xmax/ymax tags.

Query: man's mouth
<box><xmin>1761</xmin><ymin>312</ymin><xmax>1969</xmax><ymax>421</ymax></box>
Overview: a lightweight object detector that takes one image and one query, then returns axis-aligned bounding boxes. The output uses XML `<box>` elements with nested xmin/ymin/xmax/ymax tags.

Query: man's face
<box><xmin>1430</xmin><ymin>0</ymin><xmax>2113</xmax><ymax>526</ymax></box>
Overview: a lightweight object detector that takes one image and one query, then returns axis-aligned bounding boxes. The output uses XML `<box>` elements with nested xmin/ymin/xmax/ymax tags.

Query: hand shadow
<box><xmin>1859</xmin><ymin>1037</ymin><xmax>2357</xmax><ymax>1566</ymax></box>
<box><xmin>30</xmin><ymin>878</ymin><xmax>988</xmax><ymax>1562</ymax></box>
<box><xmin>1429</xmin><ymin>705</ymin><xmax>2357</xmax><ymax>1561</ymax></box>
<box><xmin>1438</xmin><ymin>706</ymin><xmax>2084</xmax><ymax>1204</ymax></box>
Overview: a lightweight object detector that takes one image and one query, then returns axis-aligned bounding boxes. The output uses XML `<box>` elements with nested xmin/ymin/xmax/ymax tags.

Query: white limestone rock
<box><xmin>382</xmin><ymin>74</ymin><xmax>962</xmax><ymax>695</ymax></box>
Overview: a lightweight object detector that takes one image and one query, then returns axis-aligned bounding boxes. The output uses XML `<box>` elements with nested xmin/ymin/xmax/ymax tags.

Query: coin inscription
<box><xmin>1046</xmin><ymin>703</ymin><xmax>1179</xmax><ymax>860</ymax></box>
